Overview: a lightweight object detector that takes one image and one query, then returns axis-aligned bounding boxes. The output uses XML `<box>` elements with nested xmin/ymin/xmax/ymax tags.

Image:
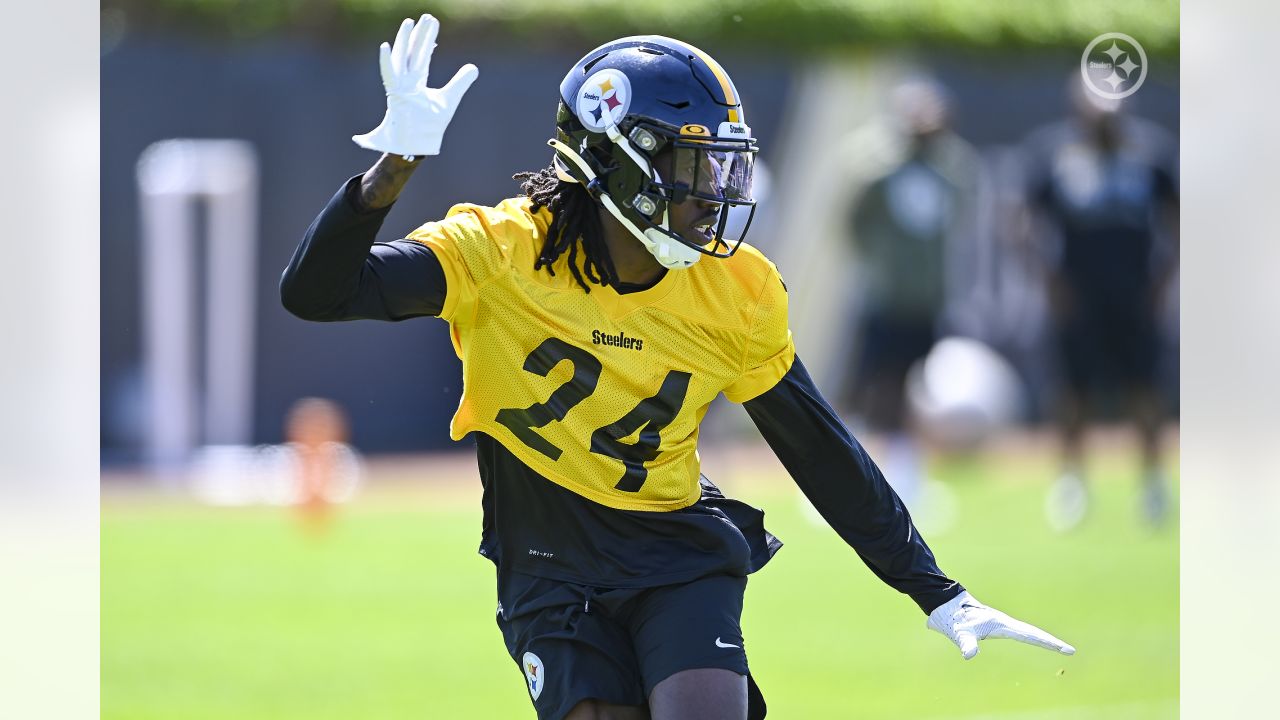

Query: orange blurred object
<box><xmin>285</xmin><ymin>397</ymin><xmax>350</xmax><ymax>535</ymax></box>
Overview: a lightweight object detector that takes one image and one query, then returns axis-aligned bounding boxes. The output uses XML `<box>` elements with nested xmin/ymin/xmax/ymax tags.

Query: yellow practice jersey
<box><xmin>407</xmin><ymin>196</ymin><xmax>794</xmax><ymax>512</ymax></box>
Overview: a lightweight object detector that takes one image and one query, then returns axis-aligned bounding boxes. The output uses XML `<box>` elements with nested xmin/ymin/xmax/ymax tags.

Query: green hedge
<box><xmin>112</xmin><ymin>0</ymin><xmax>1179</xmax><ymax>56</ymax></box>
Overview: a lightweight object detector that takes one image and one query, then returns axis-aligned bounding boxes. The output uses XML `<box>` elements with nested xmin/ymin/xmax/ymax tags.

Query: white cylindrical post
<box><xmin>136</xmin><ymin>139</ymin><xmax>259</xmax><ymax>468</ymax></box>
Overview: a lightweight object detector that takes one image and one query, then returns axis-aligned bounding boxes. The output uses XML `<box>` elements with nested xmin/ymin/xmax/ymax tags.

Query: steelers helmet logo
<box><xmin>576</xmin><ymin>69</ymin><xmax>632</xmax><ymax>133</ymax></box>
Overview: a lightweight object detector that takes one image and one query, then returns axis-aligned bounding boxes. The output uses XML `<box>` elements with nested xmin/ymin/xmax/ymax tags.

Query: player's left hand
<box><xmin>927</xmin><ymin>591</ymin><xmax>1075</xmax><ymax>660</ymax></box>
<box><xmin>352</xmin><ymin>13</ymin><xmax>478</xmax><ymax>158</ymax></box>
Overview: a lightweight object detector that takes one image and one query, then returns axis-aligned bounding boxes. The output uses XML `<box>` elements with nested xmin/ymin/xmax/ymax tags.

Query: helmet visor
<box><xmin>665</xmin><ymin>140</ymin><xmax>756</xmax><ymax>204</ymax></box>
<box><xmin>628</xmin><ymin>124</ymin><xmax>761</xmax><ymax>259</ymax></box>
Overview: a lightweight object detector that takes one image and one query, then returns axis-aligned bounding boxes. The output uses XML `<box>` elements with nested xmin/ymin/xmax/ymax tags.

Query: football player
<box><xmin>281</xmin><ymin>15</ymin><xmax>1074</xmax><ymax>720</ymax></box>
<box><xmin>1023</xmin><ymin>82</ymin><xmax>1179</xmax><ymax>531</ymax></box>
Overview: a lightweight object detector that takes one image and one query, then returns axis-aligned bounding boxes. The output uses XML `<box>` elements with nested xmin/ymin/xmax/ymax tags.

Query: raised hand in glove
<box><xmin>352</xmin><ymin>14</ymin><xmax>478</xmax><ymax>158</ymax></box>
<box><xmin>927</xmin><ymin>591</ymin><xmax>1076</xmax><ymax>660</ymax></box>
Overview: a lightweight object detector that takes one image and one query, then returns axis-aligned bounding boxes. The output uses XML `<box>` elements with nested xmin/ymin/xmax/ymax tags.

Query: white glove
<box><xmin>352</xmin><ymin>14</ymin><xmax>479</xmax><ymax>158</ymax></box>
<box><xmin>927</xmin><ymin>591</ymin><xmax>1076</xmax><ymax>660</ymax></box>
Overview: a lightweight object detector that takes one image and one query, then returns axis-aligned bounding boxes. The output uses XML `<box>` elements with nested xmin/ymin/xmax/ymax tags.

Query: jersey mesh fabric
<box><xmin>408</xmin><ymin>197</ymin><xmax>794</xmax><ymax>512</ymax></box>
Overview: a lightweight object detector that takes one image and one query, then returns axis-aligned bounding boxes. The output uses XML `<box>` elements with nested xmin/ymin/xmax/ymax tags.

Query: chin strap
<box><xmin>547</xmin><ymin>138</ymin><xmax>701</xmax><ymax>269</ymax></box>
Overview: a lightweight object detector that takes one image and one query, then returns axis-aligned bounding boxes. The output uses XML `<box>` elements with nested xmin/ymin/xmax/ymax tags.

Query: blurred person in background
<box><xmin>838</xmin><ymin>77</ymin><xmax>982</xmax><ymax>507</ymax></box>
<box><xmin>280</xmin><ymin>16</ymin><xmax>1073</xmax><ymax>719</ymax></box>
<box><xmin>285</xmin><ymin>397</ymin><xmax>352</xmax><ymax>535</ymax></box>
<box><xmin>1020</xmin><ymin>81</ymin><xmax>1178</xmax><ymax>531</ymax></box>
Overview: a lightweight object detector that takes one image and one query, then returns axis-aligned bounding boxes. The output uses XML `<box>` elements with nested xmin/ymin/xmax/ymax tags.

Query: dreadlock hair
<box><xmin>513</xmin><ymin>166</ymin><xmax>619</xmax><ymax>292</ymax></box>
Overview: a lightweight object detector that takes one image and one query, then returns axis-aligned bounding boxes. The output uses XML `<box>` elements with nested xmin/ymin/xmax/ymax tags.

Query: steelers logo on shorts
<box><xmin>576</xmin><ymin>69</ymin><xmax>632</xmax><ymax>133</ymax></box>
<box><xmin>522</xmin><ymin>651</ymin><xmax>545</xmax><ymax>701</ymax></box>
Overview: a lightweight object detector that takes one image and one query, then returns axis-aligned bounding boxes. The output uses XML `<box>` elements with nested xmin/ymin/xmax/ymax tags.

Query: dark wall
<box><xmin>100</xmin><ymin>34</ymin><xmax>794</xmax><ymax>463</ymax></box>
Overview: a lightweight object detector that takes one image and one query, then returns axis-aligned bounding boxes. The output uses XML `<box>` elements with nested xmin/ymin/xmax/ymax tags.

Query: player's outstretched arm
<box><xmin>281</xmin><ymin>14</ymin><xmax>477</xmax><ymax>322</ymax></box>
<box><xmin>742</xmin><ymin>356</ymin><xmax>1075</xmax><ymax>659</ymax></box>
<box><xmin>280</xmin><ymin>172</ymin><xmax>446</xmax><ymax>322</ymax></box>
<box><xmin>742</xmin><ymin>356</ymin><xmax>962</xmax><ymax>612</ymax></box>
<box><xmin>352</xmin><ymin>14</ymin><xmax>477</xmax><ymax>210</ymax></box>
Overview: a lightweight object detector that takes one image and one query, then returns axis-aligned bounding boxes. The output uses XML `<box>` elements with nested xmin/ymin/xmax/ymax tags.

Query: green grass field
<box><xmin>102</xmin><ymin>443</ymin><xmax>1178</xmax><ymax>719</ymax></box>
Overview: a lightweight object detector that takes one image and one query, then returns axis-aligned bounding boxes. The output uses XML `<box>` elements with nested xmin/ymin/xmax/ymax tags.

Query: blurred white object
<box><xmin>137</xmin><ymin>139</ymin><xmax>258</xmax><ymax>468</ymax></box>
<box><xmin>1141</xmin><ymin>469</ymin><xmax>1171</xmax><ymax>527</ymax></box>
<box><xmin>1046</xmin><ymin>469</ymin><xmax>1089</xmax><ymax>532</ymax></box>
<box><xmin>905</xmin><ymin>337</ymin><xmax>1023</xmax><ymax>450</ymax></box>
<box><xmin>189</xmin><ymin>443</ymin><xmax>362</xmax><ymax>506</ymax></box>
<box><xmin>883</xmin><ymin>433</ymin><xmax>923</xmax><ymax>505</ymax></box>
<box><xmin>910</xmin><ymin>478</ymin><xmax>959</xmax><ymax>538</ymax></box>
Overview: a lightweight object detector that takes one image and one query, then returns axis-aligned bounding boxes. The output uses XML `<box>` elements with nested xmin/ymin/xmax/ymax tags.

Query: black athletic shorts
<box><xmin>496</xmin><ymin>571</ymin><xmax>766</xmax><ymax>720</ymax></box>
<box><xmin>1054</xmin><ymin>298</ymin><xmax>1158</xmax><ymax>396</ymax></box>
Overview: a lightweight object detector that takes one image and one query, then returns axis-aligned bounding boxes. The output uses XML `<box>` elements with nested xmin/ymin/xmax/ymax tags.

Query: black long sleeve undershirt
<box><xmin>280</xmin><ymin>175</ymin><xmax>447</xmax><ymax>321</ymax></box>
<box><xmin>743</xmin><ymin>358</ymin><xmax>963</xmax><ymax>614</ymax></box>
